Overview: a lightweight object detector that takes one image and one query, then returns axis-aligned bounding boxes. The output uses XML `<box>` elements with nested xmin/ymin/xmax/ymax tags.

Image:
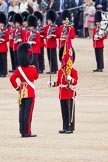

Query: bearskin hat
<box><xmin>21</xmin><ymin>11</ymin><xmax>29</xmax><ymax>22</ymax></box>
<box><xmin>61</xmin><ymin>10</ymin><xmax>71</xmax><ymax>21</ymax></box>
<box><xmin>95</xmin><ymin>11</ymin><xmax>102</xmax><ymax>22</ymax></box>
<box><xmin>34</xmin><ymin>11</ymin><xmax>43</xmax><ymax>22</ymax></box>
<box><xmin>0</xmin><ymin>12</ymin><xmax>6</xmax><ymax>25</ymax></box>
<box><xmin>27</xmin><ymin>15</ymin><xmax>37</xmax><ymax>27</ymax></box>
<box><xmin>46</xmin><ymin>9</ymin><xmax>57</xmax><ymax>23</ymax></box>
<box><xmin>13</xmin><ymin>13</ymin><xmax>23</xmax><ymax>25</ymax></box>
<box><xmin>8</xmin><ymin>11</ymin><xmax>15</xmax><ymax>22</ymax></box>
<box><xmin>59</xmin><ymin>45</ymin><xmax>75</xmax><ymax>63</ymax></box>
<box><xmin>17</xmin><ymin>42</ymin><xmax>34</xmax><ymax>67</ymax></box>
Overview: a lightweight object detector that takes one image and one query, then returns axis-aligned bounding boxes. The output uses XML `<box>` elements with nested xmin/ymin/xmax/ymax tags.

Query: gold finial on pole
<box><xmin>63</xmin><ymin>17</ymin><xmax>71</xmax><ymax>27</ymax></box>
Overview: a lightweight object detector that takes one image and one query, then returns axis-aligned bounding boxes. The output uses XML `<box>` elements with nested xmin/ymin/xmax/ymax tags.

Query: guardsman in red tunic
<box><xmin>21</xmin><ymin>11</ymin><xmax>29</xmax><ymax>43</ymax></box>
<box><xmin>44</xmin><ymin>9</ymin><xmax>59</xmax><ymax>74</ymax></box>
<box><xmin>10</xmin><ymin>42</ymin><xmax>38</xmax><ymax>138</ymax></box>
<box><xmin>21</xmin><ymin>11</ymin><xmax>29</xmax><ymax>30</ymax></box>
<box><xmin>8</xmin><ymin>11</ymin><xmax>16</xmax><ymax>73</ymax></box>
<box><xmin>93</xmin><ymin>12</ymin><xmax>106</xmax><ymax>72</ymax></box>
<box><xmin>13</xmin><ymin>13</ymin><xmax>26</xmax><ymax>69</ymax></box>
<box><xmin>48</xmin><ymin>46</ymin><xmax>78</xmax><ymax>134</ymax></box>
<box><xmin>34</xmin><ymin>11</ymin><xmax>45</xmax><ymax>74</ymax></box>
<box><xmin>0</xmin><ymin>12</ymin><xmax>9</xmax><ymax>77</ymax></box>
<box><xmin>27</xmin><ymin>15</ymin><xmax>40</xmax><ymax>73</ymax></box>
<box><xmin>59</xmin><ymin>10</ymin><xmax>75</xmax><ymax>48</ymax></box>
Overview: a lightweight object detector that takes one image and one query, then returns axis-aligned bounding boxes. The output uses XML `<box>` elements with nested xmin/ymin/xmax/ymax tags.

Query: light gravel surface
<box><xmin>0</xmin><ymin>38</ymin><xmax>108</xmax><ymax>162</ymax></box>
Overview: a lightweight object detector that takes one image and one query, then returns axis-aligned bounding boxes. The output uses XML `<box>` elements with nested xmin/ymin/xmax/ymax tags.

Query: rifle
<box><xmin>29</xmin><ymin>28</ymin><xmax>37</xmax><ymax>41</ymax></box>
<box><xmin>48</xmin><ymin>24</ymin><xmax>56</xmax><ymax>37</ymax></box>
<box><xmin>60</xmin><ymin>27</ymin><xmax>67</xmax><ymax>40</ymax></box>
<box><xmin>0</xmin><ymin>21</ymin><xmax>12</xmax><ymax>43</ymax></box>
<box><xmin>37</xmin><ymin>26</ymin><xmax>44</xmax><ymax>34</ymax></box>
<box><xmin>0</xmin><ymin>30</ymin><xmax>6</xmax><ymax>43</ymax></box>
<box><xmin>14</xmin><ymin>26</ymin><xmax>22</xmax><ymax>42</ymax></box>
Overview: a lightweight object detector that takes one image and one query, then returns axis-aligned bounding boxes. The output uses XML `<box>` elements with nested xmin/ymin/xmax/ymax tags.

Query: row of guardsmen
<box><xmin>0</xmin><ymin>9</ymin><xmax>75</xmax><ymax>77</ymax></box>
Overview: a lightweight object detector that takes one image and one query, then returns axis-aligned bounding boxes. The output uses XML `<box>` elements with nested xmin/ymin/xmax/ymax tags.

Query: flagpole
<box><xmin>62</xmin><ymin>18</ymin><xmax>73</xmax><ymax>130</ymax></box>
<box><xmin>71</xmin><ymin>88</ymin><xmax>76</xmax><ymax>130</ymax></box>
<box><xmin>49</xmin><ymin>47</ymin><xmax>52</xmax><ymax>83</ymax></box>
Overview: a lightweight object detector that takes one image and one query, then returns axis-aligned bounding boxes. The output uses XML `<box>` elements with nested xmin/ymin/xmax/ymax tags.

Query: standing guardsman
<box><xmin>93</xmin><ymin>12</ymin><xmax>106</xmax><ymax>72</ymax></box>
<box><xmin>27</xmin><ymin>15</ymin><xmax>40</xmax><ymax>73</ymax></box>
<box><xmin>8</xmin><ymin>11</ymin><xmax>16</xmax><ymax>73</ymax></box>
<box><xmin>47</xmin><ymin>31</ymin><xmax>78</xmax><ymax>134</ymax></box>
<box><xmin>59</xmin><ymin>10</ymin><xmax>75</xmax><ymax>48</ymax></box>
<box><xmin>10</xmin><ymin>42</ymin><xmax>38</xmax><ymax>138</ymax></box>
<box><xmin>13</xmin><ymin>13</ymin><xmax>26</xmax><ymax>69</ymax></box>
<box><xmin>44</xmin><ymin>9</ymin><xmax>59</xmax><ymax>74</ymax></box>
<box><xmin>21</xmin><ymin>11</ymin><xmax>29</xmax><ymax>30</ymax></box>
<box><xmin>0</xmin><ymin>12</ymin><xmax>9</xmax><ymax>77</ymax></box>
<box><xmin>34</xmin><ymin>11</ymin><xmax>45</xmax><ymax>74</ymax></box>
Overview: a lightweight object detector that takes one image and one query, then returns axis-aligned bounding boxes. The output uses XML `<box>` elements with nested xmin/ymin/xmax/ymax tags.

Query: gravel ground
<box><xmin>0</xmin><ymin>38</ymin><xmax>108</xmax><ymax>162</ymax></box>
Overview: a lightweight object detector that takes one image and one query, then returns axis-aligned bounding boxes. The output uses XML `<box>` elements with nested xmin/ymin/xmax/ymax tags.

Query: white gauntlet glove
<box><xmin>67</xmin><ymin>75</ymin><xmax>72</xmax><ymax>82</ymax></box>
<box><xmin>28</xmin><ymin>41</ymin><xmax>36</xmax><ymax>45</ymax></box>
<box><xmin>47</xmin><ymin>81</ymin><xmax>55</xmax><ymax>87</ymax></box>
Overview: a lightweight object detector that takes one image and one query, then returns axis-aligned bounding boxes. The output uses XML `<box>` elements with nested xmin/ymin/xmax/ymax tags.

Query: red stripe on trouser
<box><xmin>27</xmin><ymin>98</ymin><xmax>35</xmax><ymax>135</ymax></box>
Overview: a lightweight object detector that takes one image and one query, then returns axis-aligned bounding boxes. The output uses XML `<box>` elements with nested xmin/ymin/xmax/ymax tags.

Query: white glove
<box><xmin>28</xmin><ymin>41</ymin><xmax>36</xmax><ymax>45</ymax></box>
<box><xmin>17</xmin><ymin>38</ymin><xmax>22</xmax><ymax>43</ymax></box>
<box><xmin>67</xmin><ymin>75</ymin><xmax>72</xmax><ymax>82</ymax></box>
<box><xmin>47</xmin><ymin>81</ymin><xmax>54</xmax><ymax>87</ymax></box>
<box><xmin>0</xmin><ymin>38</ymin><xmax>5</xmax><ymax>42</ymax></box>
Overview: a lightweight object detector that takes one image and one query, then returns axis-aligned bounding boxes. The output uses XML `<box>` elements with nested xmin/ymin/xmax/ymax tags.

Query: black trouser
<box><xmin>47</xmin><ymin>48</ymin><xmax>58</xmax><ymax>72</ymax></box>
<box><xmin>60</xmin><ymin>99</ymin><xmax>75</xmax><ymax>131</ymax></box>
<box><xmin>19</xmin><ymin>98</ymin><xmax>35</xmax><ymax>136</ymax></box>
<box><xmin>32</xmin><ymin>53</ymin><xmax>39</xmax><ymax>73</ymax></box>
<box><xmin>0</xmin><ymin>52</ymin><xmax>7</xmax><ymax>76</ymax></box>
<box><xmin>95</xmin><ymin>48</ymin><xmax>104</xmax><ymax>70</ymax></box>
<box><xmin>38</xmin><ymin>47</ymin><xmax>45</xmax><ymax>72</ymax></box>
<box><xmin>10</xmin><ymin>47</ymin><xmax>16</xmax><ymax>70</ymax></box>
<box><xmin>14</xmin><ymin>50</ymin><xmax>19</xmax><ymax>69</ymax></box>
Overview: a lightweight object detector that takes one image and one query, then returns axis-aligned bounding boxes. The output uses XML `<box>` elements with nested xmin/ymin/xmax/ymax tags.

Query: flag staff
<box><xmin>62</xmin><ymin>18</ymin><xmax>73</xmax><ymax>130</ymax></box>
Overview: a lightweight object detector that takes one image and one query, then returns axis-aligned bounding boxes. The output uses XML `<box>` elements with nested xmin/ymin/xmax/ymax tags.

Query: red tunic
<box><xmin>13</xmin><ymin>27</ymin><xmax>26</xmax><ymax>51</ymax></box>
<box><xmin>26</xmin><ymin>31</ymin><xmax>40</xmax><ymax>54</ymax></box>
<box><xmin>59</xmin><ymin>25</ymin><xmax>75</xmax><ymax>47</ymax></box>
<box><xmin>37</xmin><ymin>26</ymin><xmax>46</xmax><ymax>48</ymax></box>
<box><xmin>93</xmin><ymin>27</ymin><xmax>106</xmax><ymax>48</ymax></box>
<box><xmin>44</xmin><ymin>25</ymin><xmax>59</xmax><ymax>48</ymax></box>
<box><xmin>56</xmin><ymin>68</ymin><xmax>78</xmax><ymax>100</ymax></box>
<box><xmin>0</xmin><ymin>28</ymin><xmax>9</xmax><ymax>52</ymax></box>
<box><xmin>8</xmin><ymin>26</ymin><xmax>15</xmax><ymax>48</ymax></box>
<box><xmin>10</xmin><ymin>66</ymin><xmax>38</xmax><ymax>98</ymax></box>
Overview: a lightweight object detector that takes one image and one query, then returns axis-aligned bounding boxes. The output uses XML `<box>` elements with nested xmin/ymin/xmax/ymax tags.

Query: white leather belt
<box><xmin>59</xmin><ymin>84</ymin><xmax>75</xmax><ymax>90</ymax></box>
<box><xmin>59</xmin><ymin>84</ymin><xmax>67</xmax><ymax>88</ymax></box>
